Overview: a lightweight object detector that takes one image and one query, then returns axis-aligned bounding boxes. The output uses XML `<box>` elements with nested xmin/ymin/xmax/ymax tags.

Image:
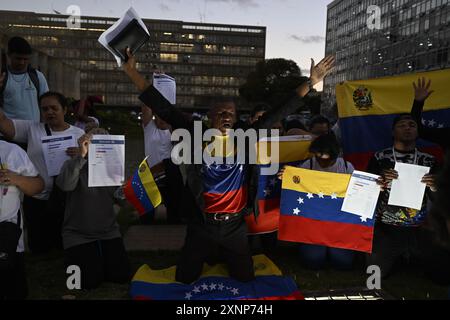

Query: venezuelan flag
<box><xmin>245</xmin><ymin>136</ymin><xmax>312</xmax><ymax>235</ymax></box>
<box><xmin>124</xmin><ymin>157</ymin><xmax>162</xmax><ymax>216</ymax></box>
<box><xmin>202</xmin><ymin>135</ymin><xmax>248</xmax><ymax>214</ymax></box>
<box><xmin>130</xmin><ymin>255</ymin><xmax>303</xmax><ymax>300</ymax></box>
<box><xmin>279</xmin><ymin>167</ymin><xmax>375</xmax><ymax>253</ymax></box>
<box><xmin>337</xmin><ymin>68</ymin><xmax>450</xmax><ymax>170</ymax></box>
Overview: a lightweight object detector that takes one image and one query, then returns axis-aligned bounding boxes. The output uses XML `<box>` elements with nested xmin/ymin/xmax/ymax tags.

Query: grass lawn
<box><xmin>25</xmin><ymin>245</ymin><xmax>449</xmax><ymax>300</ymax></box>
<box><xmin>24</xmin><ymin>208</ymin><xmax>449</xmax><ymax>300</ymax></box>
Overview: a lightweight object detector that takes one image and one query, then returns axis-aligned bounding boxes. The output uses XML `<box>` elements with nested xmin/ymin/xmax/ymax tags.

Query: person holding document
<box><xmin>56</xmin><ymin>128</ymin><xmax>130</xmax><ymax>290</ymax></box>
<box><xmin>366</xmin><ymin>113</ymin><xmax>437</xmax><ymax>279</ymax></box>
<box><xmin>0</xmin><ymin>91</ymin><xmax>84</xmax><ymax>254</ymax></box>
<box><xmin>278</xmin><ymin>134</ymin><xmax>357</xmax><ymax>271</ymax></box>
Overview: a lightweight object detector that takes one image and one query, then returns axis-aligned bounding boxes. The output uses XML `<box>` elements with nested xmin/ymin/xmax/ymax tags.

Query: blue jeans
<box><xmin>299</xmin><ymin>244</ymin><xmax>355</xmax><ymax>271</ymax></box>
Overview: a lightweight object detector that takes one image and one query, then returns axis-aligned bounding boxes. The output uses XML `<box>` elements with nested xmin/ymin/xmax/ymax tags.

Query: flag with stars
<box><xmin>279</xmin><ymin>166</ymin><xmax>375</xmax><ymax>253</ymax></box>
<box><xmin>245</xmin><ymin>136</ymin><xmax>312</xmax><ymax>235</ymax></box>
<box><xmin>337</xmin><ymin>68</ymin><xmax>450</xmax><ymax>171</ymax></box>
<box><xmin>130</xmin><ymin>255</ymin><xmax>303</xmax><ymax>300</ymax></box>
<box><xmin>201</xmin><ymin>135</ymin><xmax>248</xmax><ymax>214</ymax></box>
<box><xmin>124</xmin><ymin>157</ymin><xmax>162</xmax><ymax>216</ymax></box>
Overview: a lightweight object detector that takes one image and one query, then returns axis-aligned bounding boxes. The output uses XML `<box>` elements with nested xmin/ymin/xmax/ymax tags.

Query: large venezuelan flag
<box><xmin>130</xmin><ymin>255</ymin><xmax>303</xmax><ymax>300</ymax></box>
<box><xmin>124</xmin><ymin>157</ymin><xmax>162</xmax><ymax>216</ymax></box>
<box><xmin>279</xmin><ymin>167</ymin><xmax>375</xmax><ymax>253</ymax></box>
<box><xmin>337</xmin><ymin>68</ymin><xmax>450</xmax><ymax>170</ymax></box>
<box><xmin>245</xmin><ymin>136</ymin><xmax>312</xmax><ymax>235</ymax></box>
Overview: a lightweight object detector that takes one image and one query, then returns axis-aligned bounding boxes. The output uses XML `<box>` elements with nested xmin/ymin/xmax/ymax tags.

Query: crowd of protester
<box><xmin>0</xmin><ymin>37</ymin><xmax>449</xmax><ymax>299</ymax></box>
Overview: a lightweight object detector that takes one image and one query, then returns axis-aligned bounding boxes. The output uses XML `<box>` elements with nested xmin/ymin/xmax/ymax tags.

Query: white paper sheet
<box><xmin>341</xmin><ymin>171</ymin><xmax>381</xmax><ymax>220</ymax></box>
<box><xmin>41</xmin><ymin>135</ymin><xmax>76</xmax><ymax>177</ymax></box>
<box><xmin>153</xmin><ymin>74</ymin><xmax>176</xmax><ymax>105</ymax></box>
<box><xmin>88</xmin><ymin>135</ymin><xmax>125</xmax><ymax>187</ymax></box>
<box><xmin>98</xmin><ymin>7</ymin><xmax>149</xmax><ymax>67</ymax></box>
<box><xmin>388</xmin><ymin>162</ymin><xmax>430</xmax><ymax>210</ymax></box>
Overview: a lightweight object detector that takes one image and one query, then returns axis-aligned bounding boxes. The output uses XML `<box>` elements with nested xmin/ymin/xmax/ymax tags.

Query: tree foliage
<box><xmin>239</xmin><ymin>58</ymin><xmax>308</xmax><ymax>109</ymax></box>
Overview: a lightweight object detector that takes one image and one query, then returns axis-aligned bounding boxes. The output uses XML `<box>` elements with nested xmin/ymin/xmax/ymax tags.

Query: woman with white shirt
<box><xmin>0</xmin><ymin>91</ymin><xmax>84</xmax><ymax>254</ymax></box>
<box><xmin>141</xmin><ymin>104</ymin><xmax>185</xmax><ymax>224</ymax></box>
<box><xmin>0</xmin><ymin>140</ymin><xmax>44</xmax><ymax>299</ymax></box>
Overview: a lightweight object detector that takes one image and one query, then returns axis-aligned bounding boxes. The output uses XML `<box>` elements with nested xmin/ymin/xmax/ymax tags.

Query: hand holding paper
<box><xmin>98</xmin><ymin>7</ymin><xmax>150</xmax><ymax>67</ymax></box>
<box><xmin>388</xmin><ymin>162</ymin><xmax>430</xmax><ymax>210</ymax></box>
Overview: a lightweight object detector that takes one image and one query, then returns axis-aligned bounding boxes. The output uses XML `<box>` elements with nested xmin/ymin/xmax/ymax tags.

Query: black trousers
<box><xmin>0</xmin><ymin>253</ymin><xmax>27</xmax><ymax>300</ymax></box>
<box><xmin>64</xmin><ymin>238</ymin><xmax>130</xmax><ymax>290</ymax></box>
<box><xmin>367</xmin><ymin>223</ymin><xmax>450</xmax><ymax>283</ymax></box>
<box><xmin>175</xmin><ymin>215</ymin><xmax>255</xmax><ymax>284</ymax></box>
<box><xmin>23</xmin><ymin>196</ymin><xmax>63</xmax><ymax>254</ymax></box>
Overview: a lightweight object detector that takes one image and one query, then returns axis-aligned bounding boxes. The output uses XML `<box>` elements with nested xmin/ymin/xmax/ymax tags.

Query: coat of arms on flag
<box><xmin>279</xmin><ymin>166</ymin><xmax>375</xmax><ymax>253</ymax></box>
<box><xmin>337</xmin><ymin>68</ymin><xmax>450</xmax><ymax>170</ymax></box>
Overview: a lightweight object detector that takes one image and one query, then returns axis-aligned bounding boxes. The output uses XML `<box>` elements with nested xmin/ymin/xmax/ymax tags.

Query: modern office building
<box><xmin>324</xmin><ymin>0</ymin><xmax>450</xmax><ymax>112</ymax></box>
<box><xmin>0</xmin><ymin>10</ymin><xmax>266</xmax><ymax>111</ymax></box>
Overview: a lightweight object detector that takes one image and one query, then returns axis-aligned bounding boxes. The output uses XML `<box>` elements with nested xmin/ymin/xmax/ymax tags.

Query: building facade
<box><xmin>0</xmin><ymin>10</ymin><xmax>266</xmax><ymax>111</ymax></box>
<box><xmin>324</xmin><ymin>0</ymin><xmax>450</xmax><ymax>113</ymax></box>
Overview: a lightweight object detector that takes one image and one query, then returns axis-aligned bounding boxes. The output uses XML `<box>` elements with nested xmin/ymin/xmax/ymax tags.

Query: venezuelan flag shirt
<box><xmin>202</xmin><ymin>136</ymin><xmax>247</xmax><ymax>214</ymax></box>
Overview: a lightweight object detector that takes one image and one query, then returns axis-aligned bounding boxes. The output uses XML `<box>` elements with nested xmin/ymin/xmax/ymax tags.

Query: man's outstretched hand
<box><xmin>310</xmin><ymin>55</ymin><xmax>335</xmax><ymax>86</ymax></box>
<box><xmin>122</xmin><ymin>48</ymin><xmax>150</xmax><ymax>92</ymax></box>
<box><xmin>123</xmin><ymin>48</ymin><xmax>137</xmax><ymax>75</ymax></box>
<box><xmin>413</xmin><ymin>77</ymin><xmax>434</xmax><ymax>102</ymax></box>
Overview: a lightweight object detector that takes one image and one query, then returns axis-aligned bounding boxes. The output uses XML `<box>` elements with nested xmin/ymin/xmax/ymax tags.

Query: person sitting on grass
<box><xmin>56</xmin><ymin>128</ymin><xmax>130</xmax><ymax>290</ymax></box>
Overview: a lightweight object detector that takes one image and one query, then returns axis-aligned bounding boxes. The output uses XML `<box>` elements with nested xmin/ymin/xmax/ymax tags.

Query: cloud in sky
<box><xmin>159</xmin><ymin>3</ymin><xmax>171</xmax><ymax>12</ymax></box>
<box><xmin>206</xmin><ymin>0</ymin><xmax>260</xmax><ymax>8</ymax></box>
<box><xmin>290</xmin><ymin>35</ymin><xmax>325</xmax><ymax>44</ymax></box>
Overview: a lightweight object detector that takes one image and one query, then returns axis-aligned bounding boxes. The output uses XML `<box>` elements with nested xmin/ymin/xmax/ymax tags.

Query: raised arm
<box><xmin>254</xmin><ymin>56</ymin><xmax>336</xmax><ymax>130</ymax></box>
<box><xmin>0</xmin><ymin>110</ymin><xmax>16</xmax><ymax>140</ymax></box>
<box><xmin>0</xmin><ymin>170</ymin><xmax>44</xmax><ymax>196</ymax></box>
<box><xmin>411</xmin><ymin>77</ymin><xmax>448</xmax><ymax>147</ymax></box>
<box><xmin>56</xmin><ymin>134</ymin><xmax>89</xmax><ymax>192</ymax></box>
<box><xmin>141</xmin><ymin>104</ymin><xmax>153</xmax><ymax>128</ymax></box>
<box><xmin>122</xmin><ymin>49</ymin><xmax>192</xmax><ymax>130</ymax></box>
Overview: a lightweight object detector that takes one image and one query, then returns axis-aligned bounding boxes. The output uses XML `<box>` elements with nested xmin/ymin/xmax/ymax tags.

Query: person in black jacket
<box><xmin>411</xmin><ymin>77</ymin><xmax>450</xmax><ymax>285</ymax></box>
<box><xmin>122</xmin><ymin>48</ymin><xmax>335</xmax><ymax>284</ymax></box>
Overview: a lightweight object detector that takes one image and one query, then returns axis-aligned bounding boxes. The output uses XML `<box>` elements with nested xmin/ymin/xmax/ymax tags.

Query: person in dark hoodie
<box><xmin>410</xmin><ymin>77</ymin><xmax>450</xmax><ymax>286</ymax></box>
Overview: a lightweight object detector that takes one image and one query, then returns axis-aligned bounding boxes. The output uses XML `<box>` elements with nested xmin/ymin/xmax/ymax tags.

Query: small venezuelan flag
<box><xmin>124</xmin><ymin>157</ymin><xmax>162</xmax><ymax>216</ymax></box>
<box><xmin>279</xmin><ymin>166</ymin><xmax>375</xmax><ymax>253</ymax></box>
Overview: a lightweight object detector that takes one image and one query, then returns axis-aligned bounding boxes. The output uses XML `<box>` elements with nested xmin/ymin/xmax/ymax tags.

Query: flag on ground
<box><xmin>130</xmin><ymin>255</ymin><xmax>303</xmax><ymax>300</ymax></box>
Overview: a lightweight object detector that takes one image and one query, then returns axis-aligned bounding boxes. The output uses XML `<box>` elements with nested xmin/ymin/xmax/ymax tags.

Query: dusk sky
<box><xmin>1</xmin><ymin>0</ymin><xmax>333</xmax><ymax>86</ymax></box>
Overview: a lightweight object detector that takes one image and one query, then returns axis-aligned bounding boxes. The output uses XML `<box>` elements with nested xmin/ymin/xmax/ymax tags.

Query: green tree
<box><xmin>239</xmin><ymin>58</ymin><xmax>308</xmax><ymax>109</ymax></box>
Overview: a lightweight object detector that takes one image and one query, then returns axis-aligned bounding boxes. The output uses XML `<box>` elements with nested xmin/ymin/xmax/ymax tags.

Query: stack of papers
<box><xmin>98</xmin><ymin>7</ymin><xmax>150</xmax><ymax>67</ymax></box>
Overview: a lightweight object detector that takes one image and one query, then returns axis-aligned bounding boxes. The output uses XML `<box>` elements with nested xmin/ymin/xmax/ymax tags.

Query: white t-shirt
<box><xmin>301</xmin><ymin>157</ymin><xmax>355</xmax><ymax>174</ymax></box>
<box><xmin>12</xmin><ymin>120</ymin><xmax>84</xmax><ymax>200</ymax></box>
<box><xmin>143</xmin><ymin>120</ymin><xmax>172</xmax><ymax>168</ymax></box>
<box><xmin>0</xmin><ymin>140</ymin><xmax>40</xmax><ymax>252</ymax></box>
